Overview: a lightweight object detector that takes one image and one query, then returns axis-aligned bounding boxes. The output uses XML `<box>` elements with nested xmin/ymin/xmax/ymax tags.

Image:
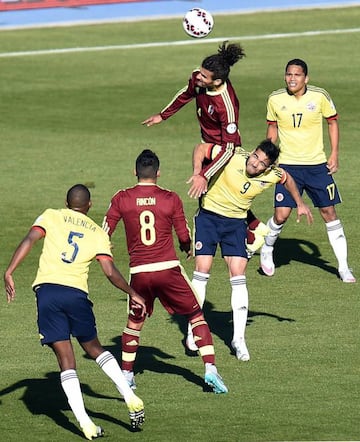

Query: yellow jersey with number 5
<box><xmin>32</xmin><ymin>208</ymin><xmax>112</xmax><ymax>293</ymax></box>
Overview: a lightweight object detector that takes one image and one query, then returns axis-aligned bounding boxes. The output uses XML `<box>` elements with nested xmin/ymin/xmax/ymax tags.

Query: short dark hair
<box><xmin>66</xmin><ymin>184</ymin><xmax>90</xmax><ymax>209</ymax></box>
<box><xmin>135</xmin><ymin>149</ymin><xmax>160</xmax><ymax>179</ymax></box>
<box><xmin>285</xmin><ymin>58</ymin><xmax>308</xmax><ymax>76</ymax></box>
<box><xmin>256</xmin><ymin>139</ymin><xmax>280</xmax><ymax>165</ymax></box>
<box><xmin>202</xmin><ymin>41</ymin><xmax>245</xmax><ymax>83</ymax></box>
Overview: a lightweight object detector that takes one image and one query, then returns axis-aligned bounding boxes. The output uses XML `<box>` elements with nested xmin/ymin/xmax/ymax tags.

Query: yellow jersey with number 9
<box><xmin>201</xmin><ymin>147</ymin><xmax>285</xmax><ymax>218</ymax></box>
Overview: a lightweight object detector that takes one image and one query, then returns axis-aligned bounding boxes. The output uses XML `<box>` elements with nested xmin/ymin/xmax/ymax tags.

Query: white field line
<box><xmin>0</xmin><ymin>27</ymin><xmax>359</xmax><ymax>58</ymax></box>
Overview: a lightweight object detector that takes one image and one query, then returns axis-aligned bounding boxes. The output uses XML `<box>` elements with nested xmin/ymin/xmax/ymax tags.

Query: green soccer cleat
<box><xmin>127</xmin><ymin>394</ymin><xmax>145</xmax><ymax>430</ymax></box>
<box><xmin>81</xmin><ymin>422</ymin><xmax>104</xmax><ymax>440</ymax></box>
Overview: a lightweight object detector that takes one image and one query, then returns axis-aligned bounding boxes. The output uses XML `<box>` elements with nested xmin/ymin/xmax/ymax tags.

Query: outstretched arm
<box><xmin>187</xmin><ymin>143</ymin><xmax>214</xmax><ymax>199</ymax></box>
<box><xmin>98</xmin><ymin>258</ymin><xmax>146</xmax><ymax>317</ymax></box>
<box><xmin>141</xmin><ymin>113</ymin><xmax>163</xmax><ymax>127</ymax></box>
<box><xmin>4</xmin><ymin>228</ymin><xmax>43</xmax><ymax>303</ymax></box>
<box><xmin>283</xmin><ymin>173</ymin><xmax>313</xmax><ymax>225</ymax></box>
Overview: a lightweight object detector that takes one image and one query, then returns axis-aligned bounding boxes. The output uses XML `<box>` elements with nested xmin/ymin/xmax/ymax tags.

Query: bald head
<box><xmin>66</xmin><ymin>184</ymin><xmax>91</xmax><ymax>213</ymax></box>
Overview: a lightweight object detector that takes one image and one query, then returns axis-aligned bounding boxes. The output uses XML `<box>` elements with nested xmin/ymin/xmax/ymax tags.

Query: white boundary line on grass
<box><xmin>0</xmin><ymin>27</ymin><xmax>359</xmax><ymax>58</ymax></box>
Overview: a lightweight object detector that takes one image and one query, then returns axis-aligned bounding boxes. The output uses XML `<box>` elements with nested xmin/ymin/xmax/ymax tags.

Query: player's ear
<box><xmin>213</xmin><ymin>78</ymin><xmax>222</xmax><ymax>87</ymax></box>
<box><xmin>156</xmin><ymin>169</ymin><xmax>161</xmax><ymax>177</ymax></box>
<box><xmin>304</xmin><ymin>75</ymin><xmax>309</xmax><ymax>84</ymax></box>
<box><xmin>88</xmin><ymin>200</ymin><xmax>92</xmax><ymax>209</ymax></box>
<box><xmin>133</xmin><ymin>168</ymin><xmax>137</xmax><ymax>177</ymax></box>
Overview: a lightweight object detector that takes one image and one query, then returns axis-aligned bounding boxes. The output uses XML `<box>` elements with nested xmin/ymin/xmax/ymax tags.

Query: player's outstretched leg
<box><xmin>126</xmin><ymin>394</ymin><xmax>145</xmax><ymax>430</ymax></box>
<box><xmin>204</xmin><ymin>364</ymin><xmax>228</xmax><ymax>394</ymax></box>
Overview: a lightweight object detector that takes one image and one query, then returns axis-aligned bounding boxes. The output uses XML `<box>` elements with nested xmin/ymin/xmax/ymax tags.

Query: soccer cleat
<box><xmin>247</xmin><ymin>222</ymin><xmax>270</xmax><ymax>253</ymax></box>
<box><xmin>247</xmin><ymin>234</ymin><xmax>266</xmax><ymax>253</ymax></box>
<box><xmin>81</xmin><ymin>422</ymin><xmax>104</xmax><ymax>440</ymax></box>
<box><xmin>127</xmin><ymin>394</ymin><xmax>145</xmax><ymax>430</ymax></box>
<box><xmin>260</xmin><ymin>245</ymin><xmax>275</xmax><ymax>276</ymax></box>
<box><xmin>122</xmin><ymin>370</ymin><xmax>137</xmax><ymax>390</ymax></box>
<box><xmin>204</xmin><ymin>371</ymin><xmax>228</xmax><ymax>394</ymax></box>
<box><xmin>186</xmin><ymin>332</ymin><xmax>199</xmax><ymax>352</ymax></box>
<box><xmin>252</xmin><ymin>221</ymin><xmax>271</xmax><ymax>237</ymax></box>
<box><xmin>339</xmin><ymin>268</ymin><xmax>356</xmax><ymax>283</ymax></box>
<box><xmin>231</xmin><ymin>339</ymin><xmax>250</xmax><ymax>362</ymax></box>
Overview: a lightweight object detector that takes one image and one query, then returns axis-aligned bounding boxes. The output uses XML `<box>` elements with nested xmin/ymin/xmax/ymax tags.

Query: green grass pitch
<box><xmin>0</xmin><ymin>6</ymin><xmax>359</xmax><ymax>441</ymax></box>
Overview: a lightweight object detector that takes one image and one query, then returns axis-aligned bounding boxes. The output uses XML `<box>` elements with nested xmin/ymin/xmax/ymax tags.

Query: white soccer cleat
<box><xmin>339</xmin><ymin>268</ymin><xmax>356</xmax><ymax>283</ymax></box>
<box><xmin>260</xmin><ymin>245</ymin><xmax>275</xmax><ymax>276</ymax></box>
<box><xmin>186</xmin><ymin>332</ymin><xmax>199</xmax><ymax>352</ymax></box>
<box><xmin>122</xmin><ymin>369</ymin><xmax>137</xmax><ymax>390</ymax></box>
<box><xmin>231</xmin><ymin>339</ymin><xmax>250</xmax><ymax>362</ymax></box>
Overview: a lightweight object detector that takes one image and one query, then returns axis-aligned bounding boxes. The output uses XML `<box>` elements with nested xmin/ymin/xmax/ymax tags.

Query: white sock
<box><xmin>326</xmin><ymin>219</ymin><xmax>349</xmax><ymax>271</ymax></box>
<box><xmin>191</xmin><ymin>271</ymin><xmax>210</xmax><ymax>307</ymax></box>
<box><xmin>60</xmin><ymin>369</ymin><xmax>91</xmax><ymax>427</ymax></box>
<box><xmin>264</xmin><ymin>216</ymin><xmax>284</xmax><ymax>248</ymax></box>
<box><xmin>230</xmin><ymin>276</ymin><xmax>248</xmax><ymax>342</ymax></box>
<box><xmin>188</xmin><ymin>271</ymin><xmax>210</xmax><ymax>337</ymax></box>
<box><xmin>205</xmin><ymin>362</ymin><xmax>217</xmax><ymax>375</ymax></box>
<box><xmin>96</xmin><ymin>351</ymin><xmax>134</xmax><ymax>403</ymax></box>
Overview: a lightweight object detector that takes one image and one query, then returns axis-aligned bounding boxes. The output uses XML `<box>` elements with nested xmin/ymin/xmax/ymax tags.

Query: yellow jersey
<box><xmin>32</xmin><ymin>208</ymin><xmax>112</xmax><ymax>293</ymax></box>
<box><xmin>267</xmin><ymin>85</ymin><xmax>337</xmax><ymax>165</ymax></box>
<box><xmin>201</xmin><ymin>147</ymin><xmax>286</xmax><ymax>218</ymax></box>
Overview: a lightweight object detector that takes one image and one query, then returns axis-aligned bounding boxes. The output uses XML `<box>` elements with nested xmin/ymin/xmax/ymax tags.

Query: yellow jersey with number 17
<box><xmin>267</xmin><ymin>85</ymin><xmax>338</xmax><ymax>165</ymax></box>
<box><xmin>32</xmin><ymin>208</ymin><xmax>112</xmax><ymax>293</ymax></box>
<box><xmin>201</xmin><ymin>147</ymin><xmax>286</xmax><ymax>219</ymax></box>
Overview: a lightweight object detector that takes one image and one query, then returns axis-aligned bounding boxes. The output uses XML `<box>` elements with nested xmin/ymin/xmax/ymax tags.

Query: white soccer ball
<box><xmin>182</xmin><ymin>8</ymin><xmax>214</xmax><ymax>39</ymax></box>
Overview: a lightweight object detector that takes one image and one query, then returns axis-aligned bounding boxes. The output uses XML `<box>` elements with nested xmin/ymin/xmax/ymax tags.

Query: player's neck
<box><xmin>138</xmin><ymin>179</ymin><xmax>157</xmax><ymax>185</ymax></box>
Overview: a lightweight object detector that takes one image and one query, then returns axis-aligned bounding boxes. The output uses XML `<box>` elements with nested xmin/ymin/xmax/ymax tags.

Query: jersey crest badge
<box><xmin>226</xmin><ymin>123</ymin><xmax>237</xmax><ymax>134</ymax></box>
<box><xmin>207</xmin><ymin>105</ymin><xmax>214</xmax><ymax>115</ymax></box>
<box><xmin>306</xmin><ymin>101</ymin><xmax>316</xmax><ymax>112</ymax></box>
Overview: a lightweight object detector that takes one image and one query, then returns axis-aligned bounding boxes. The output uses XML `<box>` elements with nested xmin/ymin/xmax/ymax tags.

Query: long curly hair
<box><xmin>201</xmin><ymin>41</ymin><xmax>246</xmax><ymax>82</ymax></box>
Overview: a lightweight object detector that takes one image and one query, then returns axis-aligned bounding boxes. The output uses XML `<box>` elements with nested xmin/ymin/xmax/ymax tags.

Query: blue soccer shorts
<box><xmin>34</xmin><ymin>283</ymin><xmax>98</xmax><ymax>345</ymax></box>
<box><xmin>193</xmin><ymin>208</ymin><xmax>248</xmax><ymax>258</ymax></box>
<box><xmin>274</xmin><ymin>163</ymin><xmax>342</xmax><ymax>208</ymax></box>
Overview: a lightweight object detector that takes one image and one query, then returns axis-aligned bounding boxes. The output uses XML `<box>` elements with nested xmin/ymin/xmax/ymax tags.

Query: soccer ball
<box><xmin>182</xmin><ymin>8</ymin><xmax>214</xmax><ymax>39</ymax></box>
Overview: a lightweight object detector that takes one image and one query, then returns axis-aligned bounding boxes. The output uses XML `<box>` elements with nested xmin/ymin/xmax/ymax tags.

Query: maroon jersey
<box><xmin>103</xmin><ymin>183</ymin><xmax>191</xmax><ymax>270</ymax></box>
<box><xmin>160</xmin><ymin>70</ymin><xmax>241</xmax><ymax>179</ymax></box>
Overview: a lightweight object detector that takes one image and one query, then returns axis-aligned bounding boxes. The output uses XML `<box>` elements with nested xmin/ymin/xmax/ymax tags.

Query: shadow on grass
<box><xmin>103</xmin><ymin>337</ymin><xmax>211</xmax><ymax>393</ymax></box>
<box><xmin>171</xmin><ymin>303</ymin><xmax>295</xmax><ymax>358</ymax></box>
<box><xmin>257</xmin><ymin>237</ymin><xmax>338</xmax><ymax>277</ymax></box>
<box><xmin>0</xmin><ymin>371</ymin><xmax>133</xmax><ymax>438</ymax></box>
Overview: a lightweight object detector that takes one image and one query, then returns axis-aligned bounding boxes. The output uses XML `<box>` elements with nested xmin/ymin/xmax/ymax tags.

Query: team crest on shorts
<box><xmin>276</xmin><ymin>192</ymin><xmax>284</xmax><ymax>202</ymax></box>
<box><xmin>195</xmin><ymin>241</ymin><xmax>203</xmax><ymax>251</ymax></box>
